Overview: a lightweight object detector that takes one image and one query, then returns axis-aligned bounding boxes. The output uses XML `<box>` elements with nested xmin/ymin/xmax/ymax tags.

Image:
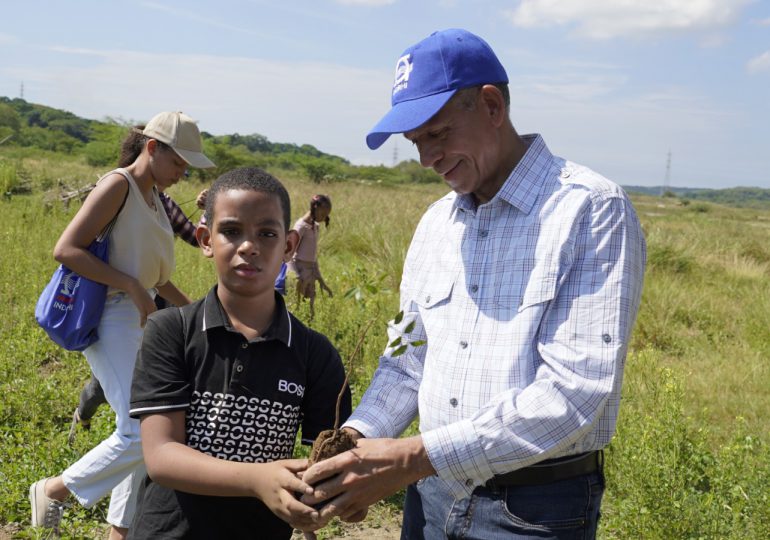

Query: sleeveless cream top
<box><xmin>102</xmin><ymin>168</ymin><xmax>175</xmax><ymax>295</ymax></box>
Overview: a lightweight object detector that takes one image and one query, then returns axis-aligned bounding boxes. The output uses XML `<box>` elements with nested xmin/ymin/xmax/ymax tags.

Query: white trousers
<box><xmin>61</xmin><ymin>293</ymin><xmax>147</xmax><ymax>528</ymax></box>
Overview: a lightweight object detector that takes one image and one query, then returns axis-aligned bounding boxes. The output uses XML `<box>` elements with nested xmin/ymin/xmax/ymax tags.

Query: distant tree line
<box><xmin>624</xmin><ymin>184</ymin><xmax>770</xmax><ymax>210</ymax></box>
<box><xmin>0</xmin><ymin>96</ymin><xmax>441</xmax><ymax>186</ymax></box>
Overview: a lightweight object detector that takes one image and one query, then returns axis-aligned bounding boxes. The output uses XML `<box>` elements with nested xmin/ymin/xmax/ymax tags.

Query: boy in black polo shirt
<box><xmin>128</xmin><ymin>167</ymin><xmax>351</xmax><ymax>539</ymax></box>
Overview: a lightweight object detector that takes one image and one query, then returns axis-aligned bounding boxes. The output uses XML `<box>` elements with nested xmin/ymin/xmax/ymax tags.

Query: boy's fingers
<box><xmin>282</xmin><ymin>458</ymin><xmax>309</xmax><ymax>472</ymax></box>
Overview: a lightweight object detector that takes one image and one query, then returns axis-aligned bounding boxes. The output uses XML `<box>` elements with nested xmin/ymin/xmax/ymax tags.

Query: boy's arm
<box><xmin>140</xmin><ymin>410</ymin><xmax>323</xmax><ymax>532</ymax></box>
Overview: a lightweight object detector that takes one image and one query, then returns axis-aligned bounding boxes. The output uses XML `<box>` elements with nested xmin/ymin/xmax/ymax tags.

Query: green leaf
<box><xmin>391</xmin><ymin>344</ymin><xmax>408</xmax><ymax>357</ymax></box>
<box><xmin>409</xmin><ymin>340</ymin><xmax>426</xmax><ymax>347</ymax></box>
<box><xmin>388</xmin><ymin>336</ymin><xmax>402</xmax><ymax>348</ymax></box>
<box><xmin>404</xmin><ymin>320</ymin><xmax>416</xmax><ymax>334</ymax></box>
<box><xmin>394</xmin><ymin>310</ymin><xmax>404</xmax><ymax>325</ymax></box>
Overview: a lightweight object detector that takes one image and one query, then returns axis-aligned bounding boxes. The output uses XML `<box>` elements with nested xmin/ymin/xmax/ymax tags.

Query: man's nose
<box><xmin>418</xmin><ymin>141</ymin><xmax>441</xmax><ymax>169</ymax></box>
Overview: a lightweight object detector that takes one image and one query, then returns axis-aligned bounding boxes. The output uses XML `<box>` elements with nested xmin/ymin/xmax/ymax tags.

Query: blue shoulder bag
<box><xmin>35</xmin><ymin>175</ymin><xmax>129</xmax><ymax>351</ymax></box>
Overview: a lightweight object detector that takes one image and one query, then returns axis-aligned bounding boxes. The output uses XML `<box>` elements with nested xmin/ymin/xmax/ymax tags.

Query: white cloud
<box><xmin>747</xmin><ymin>50</ymin><xmax>770</xmax><ymax>73</ymax></box>
<box><xmin>504</xmin><ymin>0</ymin><xmax>752</xmax><ymax>40</ymax></box>
<box><xmin>755</xmin><ymin>17</ymin><xmax>770</xmax><ymax>26</ymax></box>
<box><xmin>335</xmin><ymin>0</ymin><xmax>395</xmax><ymax>5</ymax></box>
<box><xmin>0</xmin><ymin>32</ymin><xmax>16</xmax><ymax>45</ymax></box>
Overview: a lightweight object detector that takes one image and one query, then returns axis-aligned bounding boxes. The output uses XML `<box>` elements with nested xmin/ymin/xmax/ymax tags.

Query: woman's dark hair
<box><xmin>118</xmin><ymin>124</ymin><xmax>172</xmax><ymax>167</ymax></box>
<box><xmin>310</xmin><ymin>194</ymin><xmax>332</xmax><ymax>228</ymax></box>
<box><xmin>204</xmin><ymin>167</ymin><xmax>291</xmax><ymax>230</ymax></box>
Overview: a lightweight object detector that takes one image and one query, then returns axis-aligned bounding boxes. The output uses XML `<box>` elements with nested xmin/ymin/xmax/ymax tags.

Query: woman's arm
<box><xmin>53</xmin><ymin>173</ymin><xmax>156</xmax><ymax>322</ymax></box>
<box><xmin>156</xmin><ymin>280</ymin><xmax>192</xmax><ymax>307</ymax></box>
<box><xmin>140</xmin><ymin>411</ymin><xmax>321</xmax><ymax>532</ymax></box>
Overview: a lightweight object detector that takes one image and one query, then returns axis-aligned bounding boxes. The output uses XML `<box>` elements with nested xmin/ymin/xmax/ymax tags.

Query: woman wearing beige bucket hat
<box><xmin>29</xmin><ymin>111</ymin><xmax>215</xmax><ymax>540</ymax></box>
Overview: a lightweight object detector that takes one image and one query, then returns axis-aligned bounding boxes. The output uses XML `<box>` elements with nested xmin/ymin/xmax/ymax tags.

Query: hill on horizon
<box><xmin>2</xmin><ymin>96</ymin><xmax>770</xmax><ymax>208</ymax></box>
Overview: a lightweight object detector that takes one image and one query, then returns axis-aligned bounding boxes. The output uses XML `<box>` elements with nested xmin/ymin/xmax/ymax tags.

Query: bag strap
<box><xmin>95</xmin><ymin>170</ymin><xmax>130</xmax><ymax>242</ymax></box>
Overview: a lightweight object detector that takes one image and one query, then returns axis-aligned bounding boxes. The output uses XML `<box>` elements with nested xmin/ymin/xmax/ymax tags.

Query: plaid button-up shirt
<box><xmin>345</xmin><ymin>135</ymin><xmax>646</xmax><ymax>499</ymax></box>
<box><xmin>159</xmin><ymin>192</ymin><xmax>199</xmax><ymax>247</ymax></box>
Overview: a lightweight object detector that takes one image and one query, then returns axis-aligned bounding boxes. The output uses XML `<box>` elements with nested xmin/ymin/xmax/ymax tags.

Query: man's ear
<box><xmin>284</xmin><ymin>230</ymin><xmax>299</xmax><ymax>262</ymax></box>
<box><xmin>196</xmin><ymin>225</ymin><xmax>214</xmax><ymax>258</ymax></box>
<box><xmin>480</xmin><ymin>84</ymin><xmax>506</xmax><ymax>128</ymax></box>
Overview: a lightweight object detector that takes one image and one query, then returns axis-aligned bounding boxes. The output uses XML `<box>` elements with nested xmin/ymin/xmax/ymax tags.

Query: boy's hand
<box><xmin>251</xmin><ymin>459</ymin><xmax>324</xmax><ymax>532</ymax></box>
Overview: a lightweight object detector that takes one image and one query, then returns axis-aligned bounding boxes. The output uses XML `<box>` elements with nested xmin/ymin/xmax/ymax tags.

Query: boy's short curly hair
<box><xmin>204</xmin><ymin>167</ymin><xmax>291</xmax><ymax>230</ymax></box>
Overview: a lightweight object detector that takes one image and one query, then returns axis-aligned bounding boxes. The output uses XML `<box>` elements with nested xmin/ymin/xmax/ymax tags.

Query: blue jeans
<box><xmin>401</xmin><ymin>469</ymin><xmax>604</xmax><ymax>540</ymax></box>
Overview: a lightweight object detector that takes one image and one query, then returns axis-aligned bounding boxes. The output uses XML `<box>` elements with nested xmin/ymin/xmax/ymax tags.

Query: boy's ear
<box><xmin>283</xmin><ymin>230</ymin><xmax>299</xmax><ymax>262</ymax></box>
<box><xmin>196</xmin><ymin>225</ymin><xmax>214</xmax><ymax>258</ymax></box>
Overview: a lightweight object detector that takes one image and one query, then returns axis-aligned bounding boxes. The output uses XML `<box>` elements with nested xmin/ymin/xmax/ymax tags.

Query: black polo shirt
<box><xmin>128</xmin><ymin>286</ymin><xmax>351</xmax><ymax>540</ymax></box>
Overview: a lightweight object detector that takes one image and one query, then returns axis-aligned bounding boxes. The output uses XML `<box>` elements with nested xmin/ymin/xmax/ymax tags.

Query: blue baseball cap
<box><xmin>366</xmin><ymin>28</ymin><xmax>508</xmax><ymax>150</ymax></box>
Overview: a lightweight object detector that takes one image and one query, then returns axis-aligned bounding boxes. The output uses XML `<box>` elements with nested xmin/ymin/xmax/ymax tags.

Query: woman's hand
<box><xmin>126</xmin><ymin>280</ymin><xmax>157</xmax><ymax>327</ymax></box>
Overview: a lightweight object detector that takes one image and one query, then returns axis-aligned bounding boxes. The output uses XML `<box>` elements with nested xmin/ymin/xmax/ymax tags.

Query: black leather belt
<box><xmin>485</xmin><ymin>450</ymin><xmax>602</xmax><ymax>488</ymax></box>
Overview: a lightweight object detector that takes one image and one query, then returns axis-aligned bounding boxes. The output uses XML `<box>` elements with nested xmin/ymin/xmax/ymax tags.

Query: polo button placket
<box><xmin>236</xmin><ymin>365</ymin><xmax>243</xmax><ymax>373</ymax></box>
<box><xmin>241</xmin><ymin>343</ymin><xmax>248</xmax><ymax>349</ymax></box>
<box><xmin>450</xmin><ymin>398</ymin><xmax>458</xmax><ymax>407</ymax></box>
<box><xmin>459</xmin><ymin>340</ymin><xmax>468</xmax><ymax>349</ymax></box>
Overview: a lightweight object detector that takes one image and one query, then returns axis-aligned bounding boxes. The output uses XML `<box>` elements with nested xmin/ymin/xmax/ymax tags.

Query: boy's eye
<box><xmin>260</xmin><ymin>231</ymin><xmax>278</xmax><ymax>238</ymax></box>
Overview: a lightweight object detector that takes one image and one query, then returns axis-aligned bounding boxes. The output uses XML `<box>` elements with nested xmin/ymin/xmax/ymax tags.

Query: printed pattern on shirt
<box><xmin>186</xmin><ymin>390</ymin><xmax>301</xmax><ymax>462</ymax></box>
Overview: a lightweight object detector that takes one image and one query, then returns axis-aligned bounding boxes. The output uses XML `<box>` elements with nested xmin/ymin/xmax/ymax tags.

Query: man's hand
<box><xmin>250</xmin><ymin>459</ymin><xmax>322</xmax><ymax>532</ymax></box>
<box><xmin>300</xmin><ymin>435</ymin><xmax>434</xmax><ymax>523</ymax></box>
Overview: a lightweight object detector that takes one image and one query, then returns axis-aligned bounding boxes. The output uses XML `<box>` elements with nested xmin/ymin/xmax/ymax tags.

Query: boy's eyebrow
<box><xmin>216</xmin><ymin>217</ymin><xmax>283</xmax><ymax>227</ymax></box>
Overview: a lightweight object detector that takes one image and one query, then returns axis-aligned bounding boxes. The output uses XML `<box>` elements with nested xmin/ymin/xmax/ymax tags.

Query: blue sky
<box><xmin>1</xmin><ymin>0</ymin><xmax>768</xmax><ymax>188</ymax></box>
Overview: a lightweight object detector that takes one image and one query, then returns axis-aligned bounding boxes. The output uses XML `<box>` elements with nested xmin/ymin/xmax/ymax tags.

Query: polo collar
<box><xmin>201</xmin><ymin>286</ymin><xmax>293</xmax><ymax>346</ymax></box>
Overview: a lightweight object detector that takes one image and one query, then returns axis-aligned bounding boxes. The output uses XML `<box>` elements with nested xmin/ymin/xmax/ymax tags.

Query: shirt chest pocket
<box><xmin>413</xmin><ymin>277</ymin><xmax>455</xmax><ymax>311</ymax></box>
<box><xmin>493</xmin><ymin>258</ymin><xmax>559</xmax><ymax>312</ymax></box>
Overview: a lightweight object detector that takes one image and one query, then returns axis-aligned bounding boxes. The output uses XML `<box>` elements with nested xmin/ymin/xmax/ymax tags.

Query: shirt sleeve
<box><xmin>422</xmin><ymin>195</ymin><xmax>646</xmax><ymax>495</ymax></box>
<box><xmin>130</xmin><ymin>308</ymin><xmax>192</xmax><ymax>417</ymax></box>
<box><xmin>160</xmin><ymin>192</ymin><xmax>199</xmax><ymax>247</ymax></box>
<box><xmin>343</xmin><ymin>219</ymin><xmax>429</xmax><ymax>438</ymax></box>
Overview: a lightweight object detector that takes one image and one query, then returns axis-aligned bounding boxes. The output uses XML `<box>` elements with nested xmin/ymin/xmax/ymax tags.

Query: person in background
<box><xmin>67</xmin><ymin>129</ymin><xmax>209</xmax><ymax>445</ymax></box>
<box><xmin>302</xmin><ymin>29</ymin><xmax>647</xmax><ymax>540</ymax></box>
<box><xmin>288</xmin><ymin>194</ymin><xmax>333</xmax><ymax>319</ymax></box>
<box><xmin>29</xmin><ymin>111</ymin><xmax>215</xmax><ymax>540</ymax></box>
<box><xmin>127</xmin><ymin>167</ymin><xmax>351</xmax><ymax>539</ymax></box>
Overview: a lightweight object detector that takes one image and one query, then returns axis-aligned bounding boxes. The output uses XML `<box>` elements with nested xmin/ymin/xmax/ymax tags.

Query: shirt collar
<box><xmin>454</xmin><ymin>134</ymin><xmax>553</xmax><ymax>215</ymax></box>
<box><xmin>201</xmin><ymin>286</ymin><xmax>293</xmax><ymax>346</ymax></box>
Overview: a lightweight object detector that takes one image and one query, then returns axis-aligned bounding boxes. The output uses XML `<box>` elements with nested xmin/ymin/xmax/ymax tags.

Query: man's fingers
<box><xmin>303</xmin><ymin>453</ymin><xmax>352</xmax><ymax>485</ymax></box>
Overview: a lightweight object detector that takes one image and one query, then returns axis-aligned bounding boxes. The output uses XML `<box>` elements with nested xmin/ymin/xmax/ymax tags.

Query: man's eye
<box><xmin>261</xmin><ymin>231</ymin><xmax>278</xmax><ymax>238</ymax></box>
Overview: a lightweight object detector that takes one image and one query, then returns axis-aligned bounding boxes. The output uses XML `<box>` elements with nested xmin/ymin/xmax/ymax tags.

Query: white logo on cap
<box><xmin>393</xmin><ymin>54</ymin><xmax>413</xmax><ymax>95</ymax></box>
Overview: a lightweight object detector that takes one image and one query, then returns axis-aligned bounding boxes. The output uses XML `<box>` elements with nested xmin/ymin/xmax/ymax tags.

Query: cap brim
<box><xmin>366</xmin><ymin>89</ymin><xmax>457</xmax><ymax>150</ymax></box>
<box><xmin>173</xmin><ymin>148</ymin><xmax>216</xmax><ymax>169</ymax></box>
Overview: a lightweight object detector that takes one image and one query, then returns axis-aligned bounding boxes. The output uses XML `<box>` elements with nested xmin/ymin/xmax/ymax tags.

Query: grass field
<box><xmin>0</xmin><ymin>158</ymin><xmax>768</xmax><ymax>538</ymax></box>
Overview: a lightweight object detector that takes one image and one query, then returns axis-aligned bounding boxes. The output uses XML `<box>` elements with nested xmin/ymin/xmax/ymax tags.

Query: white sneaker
<box><xmin>29</xmin><ymin>479</ymin><xmax>64</xmax><ymax>536</ymax></box>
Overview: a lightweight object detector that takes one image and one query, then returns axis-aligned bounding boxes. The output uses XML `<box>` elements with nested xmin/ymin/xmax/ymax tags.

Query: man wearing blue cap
<box><xmin>303</xmin><ymin>29</ymin><xmax>646</xmax><ymax>539</ymax></box>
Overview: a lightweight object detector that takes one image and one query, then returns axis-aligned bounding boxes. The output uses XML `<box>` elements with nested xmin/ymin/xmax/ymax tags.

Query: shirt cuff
<box><xmin>342</xmin><ymin>409</ymin><xmax>397</xmax><ymax>439</ymax></box>
<box><xmin>421</xmin><ymin>419</ymin><xmax>494</xmax><ymax>499</ymax></box>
